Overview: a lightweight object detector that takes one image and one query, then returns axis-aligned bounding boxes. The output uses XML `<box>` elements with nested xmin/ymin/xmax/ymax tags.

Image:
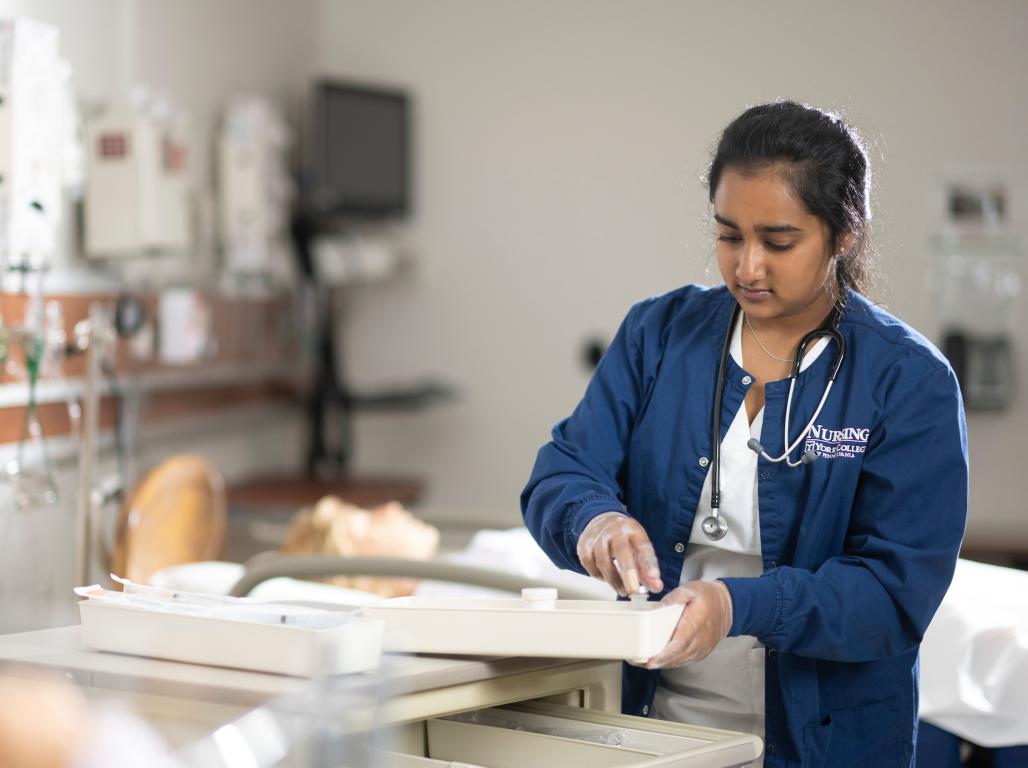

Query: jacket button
<box><xmin>767</xmin><ymin>743</ymin><xmax>776</xmax><ymax>755</ymax></box>
<box><xmin>766</xmin><ymin>561</ymin><xmax>777</xmax><ymax>570</ymax></box>
<box><xmin>741</xmin><ymin>375</ymin><xmax>753</xmax><ymax>385</ymax></box>
<box><xmin>642</xmin><ymin>705</ymin><xmax>650</xmax><ymax>716</ymax></box>
<box><xmin>768</xmin><ymin>648</ymin><xmax>777</xmax><ymax>659</ymax></box>
<box><xmin>698</xmin><ymin>456</ymin><xmax>709</xmax><ymax>467</ymax></box>
<box><xmin>674</xmin><ymin>542</ymin><xmax>685</xmax><ymax>554</ymax></box>
<box><xmin>759</xmin><ymin>469</ymin><xmax>771</xmax><ymax>480</ymax></box>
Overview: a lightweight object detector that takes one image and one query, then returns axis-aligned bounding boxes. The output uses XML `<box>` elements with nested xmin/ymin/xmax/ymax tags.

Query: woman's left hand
<box><xmin>642</xmin><ymin>580</ymin><xmax>734</xmax><ymax>669</ymax></box>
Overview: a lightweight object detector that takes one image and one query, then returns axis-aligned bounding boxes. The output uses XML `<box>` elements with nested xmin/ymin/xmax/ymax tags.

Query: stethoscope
<box><xmin>701</xmin><ymin>303</ymin><xmax>846</xmax><ymax>541</ymax></box>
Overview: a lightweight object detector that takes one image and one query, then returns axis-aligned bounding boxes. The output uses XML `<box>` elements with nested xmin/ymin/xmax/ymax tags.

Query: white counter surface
<box><xmin>0</xmin><ymin>625</ymin><xmax>622</xmax><ymax>746</ymax></box>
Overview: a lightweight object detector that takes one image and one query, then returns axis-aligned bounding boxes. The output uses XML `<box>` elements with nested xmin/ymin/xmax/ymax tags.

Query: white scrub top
<box><xmin>651</xmin><ymin>311</ymin><xmax>827</xmax><ymax>762</ymax></box>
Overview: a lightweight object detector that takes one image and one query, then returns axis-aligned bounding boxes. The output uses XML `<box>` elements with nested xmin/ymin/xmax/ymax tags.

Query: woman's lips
<box><xmin>739</xmin><ymin>286</ymin><xmax>772</xmax><ymax>302</ymax></box>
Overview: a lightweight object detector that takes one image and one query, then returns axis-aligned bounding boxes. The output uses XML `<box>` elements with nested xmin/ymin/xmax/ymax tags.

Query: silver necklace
<box><xmin>744</xmin><ymin>314</ymin><xmax>795</xmax><ymax>363</ymax></box>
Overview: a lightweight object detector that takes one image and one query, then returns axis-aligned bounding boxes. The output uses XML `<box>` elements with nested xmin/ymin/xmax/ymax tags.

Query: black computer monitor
<box><xmin>309</xmin><ymin>80</ymin><xmax>410</xmax><ymax>217</ymax></box>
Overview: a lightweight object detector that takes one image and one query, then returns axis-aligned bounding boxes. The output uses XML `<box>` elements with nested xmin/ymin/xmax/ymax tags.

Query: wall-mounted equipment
<box><xmin>941</xmin><ymin>331</ymin><xmax>1014</xmax><ymax>411</ymax></box>
<box><xmin>218</xmin><ymin>97</ymin><xmax>293</xmax><ymax>279</ymax></box>
<box><xmin>0</xmin><ymin>17</ymin><xmax>71</xmax><ymax>273</ymax></box>
<box><xmin>292</xmin><ymin>80</ymin><xmax>451</xmax><ymax>477</ymax></box>
<box><xmin>931</xmin><ymin>234</ymin><xmax>1021</xmax><ymax>411</ymax></box>
<box><xmin>307</xmin><ymin>80</ymin><xmax>410</xmax><ymax>219</ymax></box>
<box><xmin>83</xmin><ymin>99</ymin><xmax>191</xmax><ymax>257</ymax></box>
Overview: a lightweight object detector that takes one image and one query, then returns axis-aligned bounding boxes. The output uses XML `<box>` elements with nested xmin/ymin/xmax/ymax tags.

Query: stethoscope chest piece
<box><xmin>701</xmin><ymin>513</ymin><xmax>729</xmax><ymax>541</ymax></box>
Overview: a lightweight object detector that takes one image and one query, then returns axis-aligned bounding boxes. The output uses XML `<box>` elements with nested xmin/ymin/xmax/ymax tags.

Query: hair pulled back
<box><xmin>707</xmin><ymin>101</ymin><xmax>874</xmax><ymax>296</ymax></box>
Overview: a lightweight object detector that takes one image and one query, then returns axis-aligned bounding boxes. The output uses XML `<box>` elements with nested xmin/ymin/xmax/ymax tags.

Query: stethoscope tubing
<box><xmin>764</xmin><ymin>378</ymin><xmax>834</xmax><ymax>466</ymax></box>
<box><xmin>703</xmin><ymin>303</ymin><xmax>845</xmax><ymax>540</ymax></box>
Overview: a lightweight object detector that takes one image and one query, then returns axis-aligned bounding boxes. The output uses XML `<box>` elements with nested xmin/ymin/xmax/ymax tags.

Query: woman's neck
<box><xmin>745</xmin><ymin>291</ymin><xmax>837</xmax><ymax>350</ymax></box>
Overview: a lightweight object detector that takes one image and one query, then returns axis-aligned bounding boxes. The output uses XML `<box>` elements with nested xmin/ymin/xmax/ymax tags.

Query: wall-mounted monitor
<box><xmin>309</xmin><ymin>80</ymin><xmax>410</xmax><ymax>218</ymax></box>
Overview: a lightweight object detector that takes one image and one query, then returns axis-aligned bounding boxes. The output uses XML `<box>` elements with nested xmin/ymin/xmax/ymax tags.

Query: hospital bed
<box><xmin>917</xmin><ymin>557</ymin><xmax>1028</xmax><ymax>765</ymax></box>
<box><xmin>228</xmin><ymin>555</ymin><xmax>606</xmax><ymax>600</ymax></box>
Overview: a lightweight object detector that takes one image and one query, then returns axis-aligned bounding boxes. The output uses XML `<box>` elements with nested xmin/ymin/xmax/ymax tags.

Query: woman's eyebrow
<box><xmin>714</xmin><ymin>214</ymin><xmax>801</xmax><ymax>234</ymax></box>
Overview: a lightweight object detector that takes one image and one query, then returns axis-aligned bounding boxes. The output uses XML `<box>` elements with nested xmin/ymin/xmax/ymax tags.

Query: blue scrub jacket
<box><xmin>522</xmin><ymin>284</ymin><xmax>968</xmax><ymax>768</ymax></box>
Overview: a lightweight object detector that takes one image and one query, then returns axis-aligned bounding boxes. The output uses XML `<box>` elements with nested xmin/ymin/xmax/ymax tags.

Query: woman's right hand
<box><xmin>576</xmin><ymin>512</ymin><xmax>663</xmax><ymax>596</ymax></box>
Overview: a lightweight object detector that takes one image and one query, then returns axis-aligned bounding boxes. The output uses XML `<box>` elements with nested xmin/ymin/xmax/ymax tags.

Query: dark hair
<box><xmin>707</xmin><ymin>101</ymin><xmax>874</xmax><ymax>297</ymax></box>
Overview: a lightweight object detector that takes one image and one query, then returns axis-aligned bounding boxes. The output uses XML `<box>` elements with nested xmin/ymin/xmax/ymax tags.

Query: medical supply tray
<box><xmin>363</xmin><ymin>596</ymin><xmax>683</xmax><ymax>661</ymax></box>
<box><xmin>78</xmin><ymin>599</ymin><xmax>384</xmax><ymax>677</ymax></box>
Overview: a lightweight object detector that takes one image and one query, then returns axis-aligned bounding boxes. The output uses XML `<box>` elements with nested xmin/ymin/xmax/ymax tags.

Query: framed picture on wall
<box><xmin>932</xmin><ymin>168</ymin><xmax>1024</xmax><ymax>235</ymax></box>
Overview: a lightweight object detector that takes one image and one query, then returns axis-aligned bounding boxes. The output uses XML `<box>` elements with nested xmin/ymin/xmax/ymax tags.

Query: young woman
<box><xmin>522</xmin><ymin>101</ymin><xmax>968</xmax><ymax>767</ymax></box>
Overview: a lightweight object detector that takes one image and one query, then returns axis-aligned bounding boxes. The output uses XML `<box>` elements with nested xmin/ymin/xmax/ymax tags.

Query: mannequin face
<box><xmin>713</xmin><ymin>165</ymin><xmax>838</xmax><ymax>326</ymax></box>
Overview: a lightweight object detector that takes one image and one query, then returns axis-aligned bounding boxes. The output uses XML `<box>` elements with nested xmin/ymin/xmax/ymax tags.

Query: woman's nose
<box><xmin>737</xmin><ymin>242</ymin><xmax>767</xmax><ymax>283</ymax></box>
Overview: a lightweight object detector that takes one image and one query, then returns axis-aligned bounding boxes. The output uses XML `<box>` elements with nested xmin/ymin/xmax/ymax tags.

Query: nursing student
<box><xmin>522</xmin><ymin>101</ymin><xmax>968</xmax><ymax>767</ymax></box>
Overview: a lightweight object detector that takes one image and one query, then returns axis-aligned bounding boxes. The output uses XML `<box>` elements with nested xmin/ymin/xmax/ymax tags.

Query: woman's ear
<box><xmin>836</xmin><ymin>231</ymin><xmax>856</xmax><ymax>257</ymax></box>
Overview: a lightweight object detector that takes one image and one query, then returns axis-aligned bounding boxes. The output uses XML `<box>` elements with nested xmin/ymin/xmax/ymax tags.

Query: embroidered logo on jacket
<box><xmin>804</xmin><ymin>425</ymin><xmax>870</xmax><ymax>460</ymax></box>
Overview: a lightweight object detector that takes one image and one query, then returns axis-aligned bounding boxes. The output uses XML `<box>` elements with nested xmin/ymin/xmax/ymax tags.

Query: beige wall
<box><xmin>315</xmin><ymin>0</ymin><xmax>1028</xmax><ymax>543</ymax></box>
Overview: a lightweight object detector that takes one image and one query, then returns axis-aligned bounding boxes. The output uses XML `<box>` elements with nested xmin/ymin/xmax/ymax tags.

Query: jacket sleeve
<box><xmin>721</xmin><ymin>364</ymin><xmax>968</xmax><ymax>662</ymax></box>
<box><xmin>521</xmin><ymin>303</ymin><xmax>648</xmax><ymax>573</ymax></box>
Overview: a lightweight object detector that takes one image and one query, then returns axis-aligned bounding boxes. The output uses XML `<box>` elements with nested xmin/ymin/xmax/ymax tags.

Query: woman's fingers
<box><xmin>633</xmin><ymin>537</ymin><xmax>663</xmax><ymax>592</ymax></box>
<box><xmin>612</xmin><ymin>536</ymin><xmax>641</xmax><ymax>594</ymax></box>
<box><xmin>643</xmin><ymin>642</ymin><xmax>680</xmax><ymax>669</ymax></box>
<box><xmin>644</xmin><ymin>582</ymin><xmax>733</xmax><ymax>668</ymax></box>
<box><xmin>645</xmin><ymin>616</ymin><xmax>696</xmax><ymax>669</ymax></box>
<box><xmin>579</xmin><ymin>546</ymin><xmax>600</xmax><ymax>583</ymax></box>
<box><xmin>578</xmin><ymin>512</ymin><xmax>662</xmax><ymax>595</ymax></box>
<box><xmin>596</xmin><ymin>539</ymin><xmax>627</xmax><ymax>595</ymax></box>
<box><xmin>658</xmin><ymin>586</ymin><xmax>692</xmax><ymax>606</ymax></box>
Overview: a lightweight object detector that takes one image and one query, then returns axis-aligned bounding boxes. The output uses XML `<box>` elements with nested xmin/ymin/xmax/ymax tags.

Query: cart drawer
<box><xmin>377</xmin><ymin>701</ymin><xmax>762</xmax><ymax>768</ymax></box>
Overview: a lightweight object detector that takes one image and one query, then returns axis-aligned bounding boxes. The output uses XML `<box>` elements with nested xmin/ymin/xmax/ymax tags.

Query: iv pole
<box><xmin>74</xmin><ymin>304</ymin><xmax>114</xmax><ymax>586</ymax></box>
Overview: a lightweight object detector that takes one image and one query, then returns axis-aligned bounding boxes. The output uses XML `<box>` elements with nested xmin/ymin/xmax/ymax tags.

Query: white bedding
<box><xmin>919</xmin><ymin>557</ymin><xmax>1028</xmax><ymax>747</ymax></box>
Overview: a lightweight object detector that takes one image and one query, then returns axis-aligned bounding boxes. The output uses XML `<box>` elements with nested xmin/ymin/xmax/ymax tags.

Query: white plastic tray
<box><xmin>79</xmin><ymin>600</ymin><xmax>384</xmax><ymax>677</ymax></box>
<box><xmin>362</xmin><ymin>595</ymin><xmax>682</xmax><ymax>661</ymax></box>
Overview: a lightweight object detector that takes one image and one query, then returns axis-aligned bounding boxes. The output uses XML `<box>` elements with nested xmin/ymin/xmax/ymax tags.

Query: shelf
<box><xmin>228</xmin><ymin>474</ymin><xmax>426</xmax><ymax>510</ymax></box>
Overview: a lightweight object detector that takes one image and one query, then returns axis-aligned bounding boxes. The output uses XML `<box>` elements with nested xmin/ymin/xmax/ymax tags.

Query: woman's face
<box><xmin>713</xmin><ymin>165</ymin><xmax>837</xmax><ymax>324</ymax></box>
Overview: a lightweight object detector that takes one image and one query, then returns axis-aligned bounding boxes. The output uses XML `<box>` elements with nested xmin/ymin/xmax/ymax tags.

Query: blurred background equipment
<box><xmin>291</xmin><ymin>78</ymin><xmax>453</xmax><ymax>479</ymax></box>
<box><xmin>83</xmin><ymin>96</ymin><xmax>191</xmax><ymax>258</ymax></box>
<box><xmin>307</xmin><ymin>80</ymin><xmax>409</xmax><ymax>219</ymax></box>
<box><xmin>217</xmin><ymin>96</ymin><xmax>293</xmax><ymax>283</ymax></box>
<box><xmin>932</xmin><ymin>233</ymin><xmax>1022</xmax><ymax>412</ymax></box>
<box><xmin>0</xmin><ymin>17</ymin><xmax>70</xmax><ymax>275</ymax></box>
<box><xmin>110</xmin><ymin>454</ymin><xmax>226</xmax><ymax>587</ymax></box>
<box><xmin>4</xmin><ymin>281</ymin><xmax>60</xmax><ymax>508</ymax></box>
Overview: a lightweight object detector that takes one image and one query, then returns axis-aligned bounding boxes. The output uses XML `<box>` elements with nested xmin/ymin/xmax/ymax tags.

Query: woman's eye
<box><xmin>716</xmin><ymin>234</ymin><xmax>741</xmax><ymax>243</ymax></box>
<box><xmin>765</xmin><ymin>242</ymin><xmax>794</xmax><ymax>252</ymax></box>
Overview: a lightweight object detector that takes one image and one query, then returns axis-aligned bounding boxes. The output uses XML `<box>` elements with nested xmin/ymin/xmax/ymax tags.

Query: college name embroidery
<box><xmin>804</xmin><ymin>425</ymin><xmax>870</xmax><ymax>460</ymax></box>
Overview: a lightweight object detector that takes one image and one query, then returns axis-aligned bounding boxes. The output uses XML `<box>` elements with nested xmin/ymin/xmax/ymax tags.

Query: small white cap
<box><xmin>521</xmin><ymin>588</ymin><xmax>558</xmax><ymax>601</ymax></box>
<box><xmin>629</xmin><ymin>591</ymin><xmax>650</xmax><ymax>609</ymax></box>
